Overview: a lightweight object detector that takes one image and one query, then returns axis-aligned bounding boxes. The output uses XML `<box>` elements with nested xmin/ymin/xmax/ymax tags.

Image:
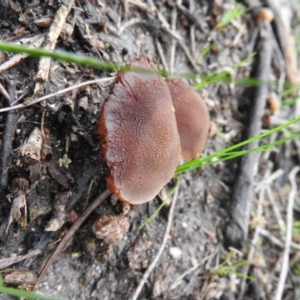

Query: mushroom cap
<box><xmin>99</xmin><ymin>57</ymin><xmax>181</xmax><ymax>204</ymax></box>
<box><xmin>166</xmin><ymin>78</ymin><xmax>210</xmax><ymax>161</ymax></box>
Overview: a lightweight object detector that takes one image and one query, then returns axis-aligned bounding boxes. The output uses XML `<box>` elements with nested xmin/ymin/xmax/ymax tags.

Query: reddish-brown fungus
<box><xmin>99</xmin><ymin>57</ymin><xmax>181</xmax><ymax>205</ymax></box>
<box><xmin>166</xmin><ymin>78</ymin><xmax>210</xmax><ymax>161</ymax></box>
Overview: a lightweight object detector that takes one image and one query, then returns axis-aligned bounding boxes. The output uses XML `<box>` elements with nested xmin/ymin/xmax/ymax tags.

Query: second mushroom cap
<box><xmin>166</xmin><ymin>78</ymin><xmax>210</xmax><ymax>161</ymax></box>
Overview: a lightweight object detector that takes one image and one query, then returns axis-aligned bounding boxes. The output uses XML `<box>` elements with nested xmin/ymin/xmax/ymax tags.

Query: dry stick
<box><xmin>170</xmin><ymin>252</ymin><xmax>215</xmax><ymax>290</ymax></box>
<box><xmin>131</xmin><ymin>186</ymin><xmax>180</xmax><ymax>300</ymax></box>
<box><xmin>238</xmin><ymin>187</ymin><xmax>265</xmax><ymax>299</ymax></box>
<box><xmin>127</xmin><ymin>0</ymin><xmax>154</xmax><ymax>13</ymax></box>
<box><xmin>266</xmin><ymin>0</ymin><xmax>299</xmax><ymax>85</ymax></box>
<box><xmin>254</xmin><ymin>168</ymin><xmax>284</xmax><ymax>193</ymax></box>
<box><xmin>0</xmin><ymin>79</ymin><xmax>19</xmax><ymax>188</ymax></box>
<box><xmin>176</xmin><ymin>2</ymin><xmax>204</xmax><ymax>33</ymax></box>
<box><xmin>35</xmin><ymin>189</ymin><xmax>111</xmax><ymax>289</ymax></box>
<box><xmin>0</xmin><ymin>77</ymin><xmax>115</xmax><ymax>114</ymax></box>
<box><xmin>188</xmin><ymin>0</ymin><xmax>196</xmax><ymax>58</ymax></box>
<box><xmin>118</xmin><ymin>18</ymin><xmax>145</xmax><ymax>35</ymax></box>
<box><xmin>0</xmin><ymin>249</ymin><xmax>42</xmax><ymax>270</ymax></box>
<box><xmin>224</xmin><ymin>25</ymin><xmax>273</xmax><ymax>250</ymax></box>
<box><xmin>146</xmin><ymin>0</ymin><xmax>181</xmax><ymax>41</ymax></box>
<box><xmin>269</xmin><ymin>29</ymin><xmax>286</xmax><ymax>94</ymax></box>
<box><xmin>155</xmin><ymin>37</ymin><xmax>168</xmax><ymax>72</ymax></box>
<box><xmin>0</xmin><ymin>82</ymin><xmax>11</xmax><ymax>101</ymax></box>
<box><xmin>0</xmin><ymin>35</ymin><xmax>45</xmax><ymax>74</ymax></box>
<box><xmin>34</xmin><ymin>0</ymin><xmax>74</xmax><ymax>95</ymax></box>
<box><xmin>177</xmin><ymin>39</ymin><xmax>198</xmax><ymax>71</ymax></box>
<box><xmin>275</xmin><ymin>166</ymin><xmax>300</xmax><ymax>300</ymax></box>
<box><xmin>169</xmin><ymin>0</ymin><xmax>179</xmax><ymax>75</ymax></box>
<box><xmin>266</xmin><ymin>185</ymin><xmax>286</xmax><ymax>237</ymax></box>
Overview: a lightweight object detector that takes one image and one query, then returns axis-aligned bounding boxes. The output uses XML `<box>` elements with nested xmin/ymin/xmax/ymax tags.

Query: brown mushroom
<box><xmin>166</xmin><ymin>78</ymin><xmax>210</xmax><ymax>161</ymax></box>
<box><xmin>99</xmin><ymin>57</ymin><xmax>181</xmax><ymax>205</ymax></box>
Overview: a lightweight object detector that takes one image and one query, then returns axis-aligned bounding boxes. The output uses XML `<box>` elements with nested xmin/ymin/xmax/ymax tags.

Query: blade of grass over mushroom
<box><xmin>194</xmin><ymin>52</ymin><xmax>256</xmax><ymax>89</ymax></box>
<box><xmin>0</xmin><ymin>41</ymin><xmax>170</xmax><ymax>77</ymax></box>
<box><xmin>0</xmin><ymin>41</ymin><xmax>253</xmax><ymax>82</ymax></box>
<box><xmin>0</xmin><ymin>41</ymin><xmax>118</xmax><ymax>71</ymax></box>
<box><xmin>0</xmin><ymin>276</ymin><xmax>64</xmax><ymax>300</ymax></box>
<box><xmin>138</xmin><ymin>183</ymin><xmax>181</xmax><ymax>230</ymax></box>
<box><xmin>175</xmin><ymin>116</ymin><xmax>300</xmax><ymax>174</ymax></box>
<box><xmin>0</xmin><ymin>42</ymin><xmax>296</xmax><ymax>89</ymax></box>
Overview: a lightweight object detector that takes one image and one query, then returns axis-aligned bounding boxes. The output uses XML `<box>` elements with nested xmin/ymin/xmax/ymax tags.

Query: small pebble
<box><xmin>169</xmin><ymin>247</ymin><xmax>182</xmax><ymax>260</ymax></box>
<box><xmin>182</xmin><ymin>222</ymin><xmax>188</xmax><ymax>229</ymax></box>
<box><xmin>183</xmin><ymin>274</ymin><xmax>191</xmax><ymax>282</ymax></box>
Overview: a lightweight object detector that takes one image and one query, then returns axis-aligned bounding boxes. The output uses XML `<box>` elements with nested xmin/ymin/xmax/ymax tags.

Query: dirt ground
<box><xmin>0</xmin><ymin>0</ymin><xmax>300</xmax><ymax>299</ymax></box>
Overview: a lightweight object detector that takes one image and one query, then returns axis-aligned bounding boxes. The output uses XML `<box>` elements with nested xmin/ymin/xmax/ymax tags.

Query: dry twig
<box><xmin>169</xmin><ymin>0</ymin><xmax>180</xmax><ymax>75</ymax></box>
<box><xmin>266</xmin><ymin>0</ymin><xmax>299</xmax><ymax>84</ymax></box>
<box><xmin>0</xmin><ymin>80</ymin><xmax>19</xmax><ymax>187</ymax></box>
<box><xmin>131</xmin><ymin>185</ymin><xmax>180</xmax><ymax>300</ymax></box>
<box><xmin>0</xmin><ymin>82</ymin><xmax>10</xmax><ymax>102</ymax></box>
<box><xmin>224</xmin><ymin>26</ymin><xmax>273</xmax><ymax>250</ymax></box>
<box><xmin>0</xmin><ymin>249</ymin><xmax>42</xmax><ymax>270</ymax></box>
<box><xmin>239</xmin><ymin>187</ymin><xmax>265</xmax><ymax>299</ymax></box>
<box><xmin>34</xmin><ymin>0</ymin><xmax>74</xmax><ymax>95</ymax></box>
<box><xmin>275</xmin><ymin>166</ymin><xmax>300</xmax><ymax>300</ymax></box>
<box><xmin>0</xmin><ymin>35</ymin><xmax>45</xmax><ymax>74</ymax></box>
<box><xmin>0</xmin><ymin>77</ymin><xmax>115</xmax><ymax>114</ymax></box>
<box><xmin>170</xmin><ymin>252</ymin><xmax>215</xmax><ymax>290</ymax></box>
<box><xmin>35</xmin><ymin>189</ymin><xmax>111</xmax><ymax>288</ymax></box>
<box><xmin>155</xmin><ymin>37</ymin><xmax>168</xmax><ymax>72</ymax></box>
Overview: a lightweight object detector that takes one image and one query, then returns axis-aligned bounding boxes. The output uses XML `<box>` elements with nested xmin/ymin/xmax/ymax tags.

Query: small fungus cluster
<box><xmin>98</xmin><ymin>57</ymin><xmax>210</xmax><ymax>205</ymax></box>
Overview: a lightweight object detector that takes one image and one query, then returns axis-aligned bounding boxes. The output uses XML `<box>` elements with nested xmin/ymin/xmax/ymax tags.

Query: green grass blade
<box><xmin>176</xmin><ymin>116</ymin><xmax>300</xmax><ymax>174</ymax></box>
<box><xmin>217</xmin><ymin>2</ymin><xmax>248</xmax><ymax>28</ymax></box>
<box><xmin>138</xmin><ymin>183</ymin><xmax>180</xmax><ymax>230</ymax></box>
<box><xmin>0</xmin><ymin>41</ymin><xmax>299</xmax><ymax>90</ymax></box>
<box><xmin>194</xmin><ymin>52</ymin><xmax>256</xmax><ymax>89</ymax></box>
<box><xmin>0</xmin><ymin>276</ymin><xmax>64</xmax><ymax>300</ymax></box>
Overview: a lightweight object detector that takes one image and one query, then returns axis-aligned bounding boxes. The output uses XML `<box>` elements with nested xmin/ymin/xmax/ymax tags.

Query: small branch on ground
<box><xmin>169</xmin><ymin>0</ymin><xmax>179</xmax><ymax>75</ymax></box>
<box><xmin>0</xmin><ymin>35</ymin><xmax>45</xmax><ymax>74</ymax></box>
<box><xmin>131</xmin><ymin>185</ymin><xmax>180</xmax><ymax>300</ymax></box>
<box><xmin>275</xmin><ymin>166</ymin><xmax>300</xmax><ymax>300</ymax></box>
<box><xmin>155</xmin><ymin>37</ymin><xmax>168</xmax><ymax>72</ymax></box>
<box><xmin>35</xmin><ymin>189</ymin><xmax>111</xmax><ymax>289</ymax></box>
<box><xmin>0</xmin><ymin>77</ymin><xmax>115</xmax><ymax>114</ymax></box>
<box><xmin>0</xmin><ymin>79</ymin><xmax>19</xmax><ymax>188</ymax></box>
<box><xmin>224</xmin><ymin>25</ymin><xmax>273</xmax><ymax>250</ymax></box>
<box><xmin>265</xmin><ymin>0</ymin><xmax>300</xmax><ymax>85</ymax></box>
<box><xmin>0</xmin><ymin>249</ymin><xmax>42</xmax><ymax>270</ymax></box>
<box><xmin>34</xmin><ymin>0</ymin><xmax>74</xmax><ymax>96</ymax></box>
<box><xmin>0</xmin><ymin>82</ymin><xmax>10</xmax><ymax>102</ymax></box>
<box><xmin>238</xmin><ymin>187</ymin><xmax>265</xmax><ymax>299</ymax></box>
